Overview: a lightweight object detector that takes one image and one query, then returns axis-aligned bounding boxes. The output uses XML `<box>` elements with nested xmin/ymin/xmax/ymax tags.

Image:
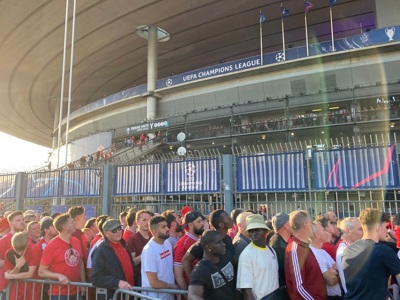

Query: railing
<box><xmin>5</xmin><ymin>279</ymin><xmax>188</xmax><ymax>300</ymax></box>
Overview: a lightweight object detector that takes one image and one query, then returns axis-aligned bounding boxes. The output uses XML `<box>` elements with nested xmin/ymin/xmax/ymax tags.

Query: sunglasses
<box><xmin>111</xmin><ymin>226</ymin><xmax>123</xmax><ymax>233</ymax></box>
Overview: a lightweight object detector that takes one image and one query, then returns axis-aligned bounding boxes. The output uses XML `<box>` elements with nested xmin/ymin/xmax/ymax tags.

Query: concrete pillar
<box><xmin>101</xmin><ymin>164</ymin><xmax>113</xmax><ymax>216</ymax></box>
<box><xmin>15</xmin><ymin>172</ymin><xmax>26</xmax><ymax>211</ymax></box>
<box><xmin>222</xmin><ymin>155</ymin><xmax>234</xmax><ymax>213</ymax></box>
<box><xmin>147</xmin><ymin>25</ymin><xmax>158</xmax><ymax>121</ymax></box>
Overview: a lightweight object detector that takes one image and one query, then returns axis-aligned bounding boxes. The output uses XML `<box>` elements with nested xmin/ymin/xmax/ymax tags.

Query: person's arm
<box><xmin>174</xmin><ymin>265</ymin><xmax>187</xmax><ymax>291</ymax></box>
<box><xmin>5</xmin><ymin>265</ymin><xmax>36</xmax><ymax>280</ymax></box>
<box><xmin>182</xmin><ymin>252</ymin><xmax>196</xmax><ymax>278</ymax></box>
<box><xmin>242</xmin><ymin>289</ymin><xmax>255</xmax><ymax>300</ymax></box>
<box><xmin>188</xmin><ymin>285</ymin><xmax>204</xmax><ymax>300</ymax></box>
<box><xmin>146</xmin><ymin>272</ymin><xmax>177</xmax><ymax>289</ymax></box>
<box><xmin>39</xmin><ymin>264</ymin><xmax>69</xmax><ymax>284</ymax></box>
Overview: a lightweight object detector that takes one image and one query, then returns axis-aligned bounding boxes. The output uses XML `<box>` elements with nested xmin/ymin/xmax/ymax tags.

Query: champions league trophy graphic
<box><xmin>385</xmin><ymin>27</ymin><xmax>395</xmax><ymax>41</ymax></box>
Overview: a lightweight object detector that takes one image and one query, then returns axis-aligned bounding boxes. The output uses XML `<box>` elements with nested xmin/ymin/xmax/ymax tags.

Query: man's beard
<box><xmin>194</xmin><ymin>227</ymin><xmax>204</xmax><ymax>236</ymax></box>
<box><xmin>159</xmin><ymin>232</ymin><xmax>170</xmax><ymax>240</ymax></box>
<box><xmin>176</xmin><ymin>224</ymin><xmax>184</xmax><ymax>233</ymax></box>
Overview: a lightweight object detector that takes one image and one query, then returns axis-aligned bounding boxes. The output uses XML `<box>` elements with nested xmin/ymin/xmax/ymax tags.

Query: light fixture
<box><xmin>312</xmin><ymin>108</ymin><xmax>322</xmax><ymax>112</ymax></box>
<box><xmin>391</xmin><ymin>123</ymin><xmax>395</xmax><ymax>128</ymax></box>
<box><xmin>169</xmin><ymin>145</ymin><xmax>173</xmax><ymax>150</ymax></box>
<box><xmin>223</xmin><ymin>145</ymin><xmax>226</xmax><ymax>148</ymax></box>
<box><xmin>329</xmin><ymin>106</ymin><xmax>339</xmax><ymax>110</ymax></box>
<box><xmin>291</xmin><ymin>132</ymin><xmax>294</xmax><ymax>136</ymax></box>
<box><xmin>321</xmin><ymin>131</ymin><xmax>325</xmax><ymax>134</ymax></box>
<box><xmin>261</xmin><ymin>134</ymin><xmax>266</xmax><ymax>140</ymax></box>
<box><xmin>212</xmin><ymin>142</ymin><xmax>215</xmax><ymax>145</ymax></box>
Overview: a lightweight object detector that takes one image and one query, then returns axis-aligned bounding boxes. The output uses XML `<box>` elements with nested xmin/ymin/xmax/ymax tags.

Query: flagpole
<box><xmin>305</xmin><ymin>13</ymin><xmax>309</xmax><ymax>56</ymax></box>
<box><xmin>260</xmin><ymin>10</ymin><xmax>263</xmax><ymax>65</ymax></box>
<box><xmin>330</xmin><ymin>6</ymin><xmax>335</xmax><ymax>51</ymax></box>
<box><xmin>281</xmin><ymin>4</ymin><xmax>286</xmax><ymax>59</ymax></box>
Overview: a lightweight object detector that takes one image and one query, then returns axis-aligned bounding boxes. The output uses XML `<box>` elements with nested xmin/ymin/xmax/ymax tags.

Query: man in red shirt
<box><xmin>36</xmin><ymin>218</ymin><xmax>58</xmax><ymax>254</ymax></box>
<box><xmin>173</xmin><ymin>211</ymin><xmax>205</xmax><ymax>292</ymax></box>
<box><xmin>285</xmin><ymin>210</ymin><xmax>327</xmax><ymax>300</ymax></box>
<box><xmin>68</xmin><ymin>206</ymin><xmax>88</xmax><ymax>266</ymax></box>
<box><xmin>126</xmin><ymin>210</ymin><xmax>153</xmax><ymax>267</ymax></box>
<box><xmin>0</xmin><ymin>210</ymin><xmax>26</xmax><ymax>294</ymax></box>
<box><xmin>91</xmin><ymin>219</ymin><xmax>135</xmax><ymax>300</ymax></box>
<box><xmin>27</xmin><ymin>221</ymin><xmax>41</xmax><ymax>244</ymax></box>
<box><xmin>39</xmin><ymin>213</ymin><xmax>86</xmax><ymax>299</ymax></box>
<box><xmin>122</xmin><ymin>211</ymin><xmax>137</xmax><ymax>242</ymax></box>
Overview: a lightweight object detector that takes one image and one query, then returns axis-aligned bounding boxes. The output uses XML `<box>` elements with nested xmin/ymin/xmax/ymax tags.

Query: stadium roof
<box><xmin>0</xmin><ymin>0</ymin><xmax>375</xmax><ymax>147</ymax></box>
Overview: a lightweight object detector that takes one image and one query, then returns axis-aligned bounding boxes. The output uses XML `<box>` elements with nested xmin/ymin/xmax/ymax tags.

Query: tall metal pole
<box><xmin>259</xmin><ymin>10</ymin><xmax>264</xmax><ymax>65</ymax></box>
<box><xmin>305</xmin><ymin>14</ymin><xmax>309</xmax><ymax>56</ymax></box>
<box><xmin>57</xmin><ymin>0</ymin><xmax>69</xmax><ymax>168</ymax></box>
<box><xmin>330</xmin><ymin>6</ymin><xmax>335</xmax><ymax>51</ymax></box>
<box><xmin>281</xmin><ymin>4</ymin><xmax>286</xmax><ymax>59</ymax></box>
<box><xmin>64</xmin><ymin>0</ymin><xmax>77</xmax><ymax>165</ymax></box>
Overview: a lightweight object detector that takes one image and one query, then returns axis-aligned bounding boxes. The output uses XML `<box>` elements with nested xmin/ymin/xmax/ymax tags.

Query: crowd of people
<box><xmin>185</xmin><ymin>102</ymin><xmax>400</xmax><ymax>141</ymax></box>
<box><xmin>0</xmin><ymin>205</ymin><xmax>399</xmax><ymax>299</ymax></box>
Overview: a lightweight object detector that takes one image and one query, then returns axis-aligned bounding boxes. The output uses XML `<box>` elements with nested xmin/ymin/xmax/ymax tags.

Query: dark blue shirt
<box><xmin>343</xmin><ymin>239</ymin><xmax>400</xmax><ymax>300</ymax></box>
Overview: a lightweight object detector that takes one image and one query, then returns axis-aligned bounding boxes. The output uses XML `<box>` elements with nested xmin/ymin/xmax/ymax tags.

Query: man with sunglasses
<box><xmin>91</xmin><ymin>219</ymin><xmax>135</xmax><ymax>300</ymax></box>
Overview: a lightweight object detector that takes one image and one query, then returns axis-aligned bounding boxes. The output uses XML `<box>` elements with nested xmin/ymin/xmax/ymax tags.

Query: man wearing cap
<box><xmin>237</xmin><ymin>214</ymin><xmax>279</xmax><ymax>300</ymax></box>
<box><xmin>91</xmin><ymin>219</ymin><xmax>135</xmax><ymax>300</ymax></box>
<box><xmin>268</xmin><ymin>212</ymin><xmax>293</xmax><ymax>287</ymax></box>
<box><xmin>173</xmin><ymin>211</ymin><xmax>205</xmax><ymax>293</ymax></box>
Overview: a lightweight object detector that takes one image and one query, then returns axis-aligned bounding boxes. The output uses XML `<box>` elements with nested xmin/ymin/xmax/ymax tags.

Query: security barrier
<box><xmin>4</xmin><ymin>279</ymin><xmax>188</xmax><ymax>300</ymax></box>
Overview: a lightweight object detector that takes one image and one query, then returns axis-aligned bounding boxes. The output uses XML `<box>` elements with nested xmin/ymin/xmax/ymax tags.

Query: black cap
<box><xmin>182</xmin><ymin>211</ymin><xmax>206</xmax><ymax>227</ymax></box>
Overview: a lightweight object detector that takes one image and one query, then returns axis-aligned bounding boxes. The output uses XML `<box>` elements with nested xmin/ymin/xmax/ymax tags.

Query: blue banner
<box><xmin>25</xmin><ymin>171</ymin><xmax>60</xmax><ymax>198</ymax></box>
<box><xmin>113</xmin><ymin>163</ymin><xmax>161</xmax><ymax>195</ymax></box>
<box><xmin>312</xmin><ymin>145</ymin><xmax>400</xmax><ymax>190</ymax></box>
<box><xmin>236</xmin><ymin>152</ymin><xmax>307</xmax><ymax>192</ymax></box>
<box><xmin>164</xmin><ymin>159</ymin><xmax>220</xmax><ymax>194</ymax></box>
<box><xmin>0</xmin><ymin>174</ymin><xmax>15</xmax><ymax>199</ymax></box>
<box><xmin>62</xmin><ymin>169</ymin><xmax>101</xmax><ymax>197</ymax></box>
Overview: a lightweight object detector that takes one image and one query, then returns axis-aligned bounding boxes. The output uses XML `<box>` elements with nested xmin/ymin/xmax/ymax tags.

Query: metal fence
<box><xmin>5</xmin><ymin>279</ymin><xmax>188</xmax><ymax>300</ymax></box>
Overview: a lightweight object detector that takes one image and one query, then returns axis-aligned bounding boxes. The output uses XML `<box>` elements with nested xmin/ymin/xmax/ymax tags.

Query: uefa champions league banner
<box><xmin>312</xmin><ymin>145</ymin><xmax>400</xmax><ymax>190</ymax></box>
<box><xmin>62</xmin><ymin>169</ymin><xmax>101</xmax><ymax>197</ymax></box>
<box><xmin>156</xmin><ymin>25</ymin><xmax>400</xmax><ymax>89</ymax></box>
<box><xmin>236</xmin><ymin>152</ymin><xmax>307</xmax><ymax>192</ymax></box>
<box><xmin>0</xmin><ymin>174</ymin><xmax>16</xmax><ymax>199</ymax></box>
<box><xmin>113</xmin><ymin>163</ymin><xmax>161</xmax><ymax>195</ymax></box>
<box><xmin>25</xmin><ymin>171</ymin><xmax>60</xmax><ymax>198</ymax></box>
<box><xmin>163</xmin><ymin>158</ymin><xmax>220</xmax><ymax>194</ymax></box>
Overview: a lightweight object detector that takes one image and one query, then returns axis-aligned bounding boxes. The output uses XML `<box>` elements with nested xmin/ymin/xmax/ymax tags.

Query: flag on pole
<box><xmin>329</xmin><ymin>0</ymin><xmax>337</xmax><ymax>6</ymax></box>
<box><xmin>304</xmin><ymin>1</ymin><xmax>313</xmax><ymax>14</ymax></box>
<box><xmin>260</xmin><ymin>12</ymin><xmax>266</xmax><ymax>24</ymax></box>
<box><xmin>281</xmin><ymin>7</ymin><xmax>289</xmax><ymax>17</ymax></box>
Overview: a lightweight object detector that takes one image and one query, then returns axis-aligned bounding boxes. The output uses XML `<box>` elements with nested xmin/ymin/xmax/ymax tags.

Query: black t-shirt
<box><xmin>343</xmin><ymin>239</ymin><xmax>400</xmax><ymax>300</ymax></box>
<box><xmin>268</xmin><ymin>233</ymin><xmax>287</xmax><ymax>287</ymax></box>
<box><xmin>189</xmin><ymin>256</ymin><xmax>236</xmax><ymax>300</ymax></box>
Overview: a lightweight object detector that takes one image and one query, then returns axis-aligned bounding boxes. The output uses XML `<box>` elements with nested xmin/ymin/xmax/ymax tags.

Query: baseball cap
<box><xmin>0</xmin><ymin>218</ymin><xmax>10</xmax><ymax>232</ymax></box>
<box><xmin>102</xmin><ymin>219</ymin><xmax>121</xmax><ymax>232</ymax></box>
<box><xmin>272</xmin><ymin>212</ymin><xmax>289</xmax><ymax>231</ymax></box>
<box><xmin>181</xmin><ymin>206</ymin><xmax>192</xmax><ymax>218</ymax></box>
<box><xmin>182</xmin><ymin>211</ymin><xmax>206</xmax><ymax>227</ymax></box>
<box><xmin>245</xmin><ymin>214</ymin><xmax>270</xmax><ymax>231</ymax></box>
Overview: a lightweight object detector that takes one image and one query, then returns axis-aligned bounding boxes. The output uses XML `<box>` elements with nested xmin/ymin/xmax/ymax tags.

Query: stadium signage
<box><xmin>126</xmin><ymin>119</ymin><xmax>169</xmax><ymax>134</ymax></box>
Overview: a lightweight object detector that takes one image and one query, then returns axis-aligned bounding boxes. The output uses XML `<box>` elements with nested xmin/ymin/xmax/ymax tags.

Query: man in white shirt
<box><xmin>310</xmin><ymin>219</ymin><xmax>341</xmax><ymax>299</ymax></box>
<box><xmin>237</xmin><ymin>214</ymin><xmax>279</xmax><ymax>300</ymax></box>
<box><xmin>141</xmin><ymin>216</ymin><xmax>177</xmax><ymax>300</ymax></box>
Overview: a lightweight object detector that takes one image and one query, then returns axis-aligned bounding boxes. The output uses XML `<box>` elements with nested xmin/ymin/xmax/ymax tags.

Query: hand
<box><xmin>80</xmin><ymin>286</ymin><xmax>86</xmax><ymax>296</ymax></box>
<box><xmin>57</xmin><ymin>274</ymin><xmax>70</xmax><ymax>285</ymax></box>
<box><xmin>331</xmin><ymin>263</ymin><xmax>337</xmax><ymax>270</ymax></box>
<box><xmin>118</xmin><ymin>280</ymin><xmax>132</xmax><ymax>290</ymax></box>
<box><xmin>14</xmin><ymin>255</ymin><xmax>26</xmax><ymax>269</ymax></box>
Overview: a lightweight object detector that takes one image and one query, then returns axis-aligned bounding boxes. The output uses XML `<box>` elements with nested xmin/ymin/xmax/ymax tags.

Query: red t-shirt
<box><xmin>109</xmin><ymin>241</ymin><xmax>135</xmax><ymax>285</ymax></box>
<box><xmin>40</xmin><ymin>236</ymin><xmax>83</xmax><ymax>295</ymax></box>
<box><xmin>0</xmin><ymin>232</ymin><xmax>14</xmax><ymax>290</ymax></box>
<box><xmin>90</xmin><ymin>233</ymin><xmax>102</xmax><ymax>249</ymax></box>
<box><xmin>4</xmin><ymin>243</ymin><xmax>41</xmax><ymax>300</ymax></box>
<box><xmin>173</xmin><ymin>232</ymin><xmax>199</xmax><ymax>266</ymax></box>
<box><xmin>395</xmin><ymin>228</ymin><xmax>400</xmax><ymax>248</ymax></box>
<box><xmin>122</xmin><ymin>229</ymin><xmax>134</xmax><ymax>242</ymax></box>
<box><xmin>72</xmin><ymin>228</ymin><xmax>88</xmax><ymax>265</ymax></box>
